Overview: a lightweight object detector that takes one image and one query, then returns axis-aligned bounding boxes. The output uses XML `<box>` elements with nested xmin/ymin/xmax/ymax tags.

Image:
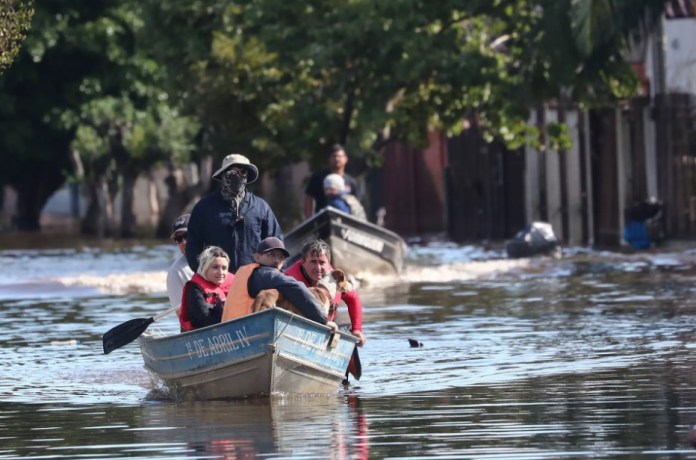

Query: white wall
<box><xmin>664</xmin><ymin>18</ymin><xmax>696</xmax><ymax>93</ymax></box>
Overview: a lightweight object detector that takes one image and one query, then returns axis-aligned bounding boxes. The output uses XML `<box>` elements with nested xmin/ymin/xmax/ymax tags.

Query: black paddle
<box><xmin>102</xmin><ymin>305</ymin><xmax>178</xmax><ymax>354</ymax></box>
<box><xmin>340</xmin><ymin>324</ymin><xmax>362</xmax><ymax>381</ymax></box>
<box><xmin>350</xmin><ymin>346</ymin><xmax>362</xmax><ymax>380</ymax></box>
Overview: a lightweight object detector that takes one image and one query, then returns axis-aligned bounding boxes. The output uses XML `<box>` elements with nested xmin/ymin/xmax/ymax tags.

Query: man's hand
<box><xmin>352</xmin><ymin>330</ymin><xmax>366</xmax><ymax>346</ymax></box>
<box><xmin>326</xmin><ymin>320</ymin><xmax>338</xmax><ymax>331</ymax></box>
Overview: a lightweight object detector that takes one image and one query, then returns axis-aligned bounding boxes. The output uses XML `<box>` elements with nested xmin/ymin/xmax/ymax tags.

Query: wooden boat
<box><xmin>284</xmin><ymin>206</ymin><xmax>407</xmax><ymax>276</ymax></box>
<box><xmin>138</xmin><ymin>307</ymin><xmax>358</xmax><ymax>400</ymax></box>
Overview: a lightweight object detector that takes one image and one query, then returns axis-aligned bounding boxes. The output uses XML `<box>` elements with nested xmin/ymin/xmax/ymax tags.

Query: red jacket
<box><xmin>179</xmin><ymin>273</ymin><xmax>233</xmax><ymax>331</ymax></box>
<box><xmin>284</xmin><ymin>260</ymin><xmax>363</xmax><ymax>331</ymax></box>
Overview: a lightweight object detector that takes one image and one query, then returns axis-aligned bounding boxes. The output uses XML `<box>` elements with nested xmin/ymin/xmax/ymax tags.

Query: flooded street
<box><xmin>3</xmin><ymin>241</ymin><xmax>696</xmax><ymax>458</ymax></box>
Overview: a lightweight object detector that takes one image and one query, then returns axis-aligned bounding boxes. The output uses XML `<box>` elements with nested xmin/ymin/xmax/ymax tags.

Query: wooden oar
<box><xmin>102</xmin><ymin>305</ymin><xmax>179</xmax><ymax>354</ymax></box>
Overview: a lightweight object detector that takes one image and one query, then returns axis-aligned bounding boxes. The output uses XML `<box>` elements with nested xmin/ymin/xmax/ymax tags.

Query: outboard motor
<box><xmin>506</xmin><ymin>221</ymin><xmax>562</xmax><ymax>259</ymax></box>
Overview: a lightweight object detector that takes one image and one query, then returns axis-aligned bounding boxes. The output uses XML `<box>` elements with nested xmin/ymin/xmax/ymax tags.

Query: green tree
<box><xmin>518</xmin><ymin>0</ymin><xmax>664</xmax><ymax>104</ymax></box>
<box><xmin>0</xmin><ymin>0</ymin><xmax>33</xmax><ymax>74</ymax></box>
<box><xmin>0</xmin><ymin>0</ymin><xmax>200</xmax><ymax>233</ymax></box>
<box><xmin>138</xmin><ymin>0</ymin><xmax>535</xmax><ymax>171</ymax></box>
<box><xmin>508</xmin><ymin>0</ymin><xmax>665</xmax><ymax>150</ymax></box>
<box><xmin>0</xmin><ymin>0</ymin><xmax>127</xmax><ymax>230</ymax></box>
<box><xmin>142</xmin><ymin>0</ymin><xmax>666</xmax><ymax>170</ymax></box>
<box><xmin>69</xmin><ymin>96</ymin><xmax>199</xmax><ymax>237</ymax></box>
<box><xmin>59</xmin><ymin>1</ymin><xmax>201</xmax><ymax>238</ymax></box>
<box><xmin>138</xmin><ymin>1</ymin><xmax>273</xmax><ymax>161</ymax></box>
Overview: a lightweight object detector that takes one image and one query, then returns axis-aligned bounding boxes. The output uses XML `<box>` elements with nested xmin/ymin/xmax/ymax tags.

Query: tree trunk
<box><xmin>120</xmin><ymin>168</ymin><xmax>138</xmax><ymax>238</ymax></box>
<box><xmin>81</xmin><ymin>178</ymin><xmax>113</xmax><ymax>237</ymax></box>
<box><xmin>338</xmin><ymin>88</ymin><xmax>355</xmax><ymax>145</ymax></box>
<box><xmin>12</xmin><ymin>183</ymin><xmax>42</xmax><ymax>231</ymax></box>
<box><xmin>148</xmin><ymin>173</ymin><xmax>160</xmax><ymax>228</ymax></box>
<box><xmin>155</xmin><ymin>156</ymin><xmax>214</xmax><ymax>238</ymax></box>
<box><xmin>11</xmin><ymin>166</ymin><xmax>66</xmax><ymax>231</ymax></box>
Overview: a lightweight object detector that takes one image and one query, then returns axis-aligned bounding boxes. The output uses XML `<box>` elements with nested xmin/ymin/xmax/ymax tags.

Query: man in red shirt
<box><xmin>284</xmin><ymin>239</ymin><xmax>366</xmax><ymax>347</ymax></box>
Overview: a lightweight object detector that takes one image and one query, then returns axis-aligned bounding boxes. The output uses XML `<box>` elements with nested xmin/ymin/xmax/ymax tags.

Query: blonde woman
<box><xmin>178</xmin><ymin>246</ymin><xmax>234</xmax><ymax>331</ymax></box>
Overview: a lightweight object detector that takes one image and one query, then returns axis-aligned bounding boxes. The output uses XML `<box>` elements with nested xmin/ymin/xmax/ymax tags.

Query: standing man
<box><xmin>285</xmin><ymin>239</ymin><xmax>366</xmax><ymax>346</ymax></box>
<box><xmin>166</xmin><ymin>213</ymin><xmax>194</xmax><ymax>311</ymax></box>
<box><xmin>304</xmin><ymin>144</ymin><xmax>361</xmax><ymax>219</ymax></box>
<box><xmin>186</xmin><ymin>154</ymin><xmax>283</xmax><ymax>273</ymax></box>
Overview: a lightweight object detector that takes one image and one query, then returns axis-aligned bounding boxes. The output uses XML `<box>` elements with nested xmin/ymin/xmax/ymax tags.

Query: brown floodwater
<box><xmin>3</xmin><ymin>241</ymin><xmax>696</xmax><ymax>459</ymax></box>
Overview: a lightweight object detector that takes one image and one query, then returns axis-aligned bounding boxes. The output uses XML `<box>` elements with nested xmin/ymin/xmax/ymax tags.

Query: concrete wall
<box><xmin>664</xmin><ymin>18</ymin><xmax>696</xmax><ymax>93</ymax></box>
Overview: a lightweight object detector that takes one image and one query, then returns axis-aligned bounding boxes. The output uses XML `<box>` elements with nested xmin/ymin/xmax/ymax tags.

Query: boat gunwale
<box><xmin>139</xmin><ymin>307</ymin><xmax>358</xmax><ymax>346</ymax></box>
<box><xmin>286</xmin><ymin>206</ymin><xmax>406</xmax><ymax>242</ymax></box>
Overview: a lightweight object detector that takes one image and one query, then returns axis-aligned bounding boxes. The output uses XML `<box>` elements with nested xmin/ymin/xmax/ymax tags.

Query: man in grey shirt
<box><xmin>166</xmin><ymin>214</ymin><xmax>194</xmax><ymax>312</ymax></box>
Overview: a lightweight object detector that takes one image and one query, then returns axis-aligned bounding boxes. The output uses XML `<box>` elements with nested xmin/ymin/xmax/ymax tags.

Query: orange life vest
<box><xmin>221</xmin><ymin>263</ymin><xmax>259</xmax><ymax>322</ymax></box>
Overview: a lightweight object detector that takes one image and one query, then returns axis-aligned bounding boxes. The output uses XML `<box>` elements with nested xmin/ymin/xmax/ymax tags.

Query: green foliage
<box><xmin>70</xmin><ymin>96</ymin><xmax>199</xmax><ymax>171</ymax></box>
<box><xmin>162</xmin><ymin>0</ymin><xmax>544</xmax><ymax>166</ymax></box>
<box><xmin>0</xmin><ymin>0</ymin><xmax>201</xmax><ymax>229</ymax></box>
<box><xmin>0</xmin><ymin>1</ymin><xmax>124</xmax><ymax>191</ymax></box>
<box><xmin>526</xmin><ymin>0</ymin><xmax>664</xmax><ymax>106</ymax></box>
<box><xmin>546</xmin><ymin>122</ymin><xmax>573</xmax><ymax>152</ymax></box>
<box><xmin>72</xmin><ymin>124</ymin><xmax>111</xmax><ymax>182</ymax></box>
<box><xmin>145</xmin><ymin>0</ymin><xmax>664</xmax><ymax>164</ymax></box>
<box><xmin>0</xmin><ymin>0</ymin><xmax>34</xmax><ymax>74</ymax></box>
<box><xmin>11</xmin><ymin>0</ymin><xmax>200</xmax><ymax>179</ymax></box>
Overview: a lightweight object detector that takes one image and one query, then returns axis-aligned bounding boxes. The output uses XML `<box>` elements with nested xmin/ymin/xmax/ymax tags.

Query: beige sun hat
<box><xmin>212</xmin><ymin>154</ymin><xmax>259</xmax><ymax>183</ymax></box>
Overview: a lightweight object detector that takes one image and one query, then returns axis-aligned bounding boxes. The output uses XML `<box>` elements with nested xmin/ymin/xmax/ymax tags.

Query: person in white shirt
<box><xmin>166</xmin><ymin>214</ymin><xmax>194</xmax><ymax>312</ymax></box>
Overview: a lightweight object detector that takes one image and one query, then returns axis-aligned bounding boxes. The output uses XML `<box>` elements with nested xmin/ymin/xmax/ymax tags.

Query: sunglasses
<box><xmin>174</xmin><ymin>234</ymin><xmax>187</xmax><ymax>243</ymax></box>
<box><xmin>263</xmin><ymin>250</ymin><xmax>287</xmax><ymax>260</ymax></box>
<box><xmin>224</xmin><ymin>168</ymin><xmax>248</xmax><ymax>178</ymax></box>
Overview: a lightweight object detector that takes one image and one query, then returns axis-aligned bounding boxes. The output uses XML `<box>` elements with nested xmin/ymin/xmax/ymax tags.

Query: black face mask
<box><xmin>222</xmin><ymin>175</ymin><xmax>247</xmax><ymax>196</ymax></box>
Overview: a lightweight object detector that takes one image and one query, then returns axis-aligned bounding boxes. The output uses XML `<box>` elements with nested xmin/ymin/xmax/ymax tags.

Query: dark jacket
<box><xmin>186</xmin><ymin>190</ymin><xmax>283</xmax><ymax>273</ymax></box>
<box><xmin>248</xmin><ymin>265</ymin><xmax>328</xmax><ymax>324</ymax></box>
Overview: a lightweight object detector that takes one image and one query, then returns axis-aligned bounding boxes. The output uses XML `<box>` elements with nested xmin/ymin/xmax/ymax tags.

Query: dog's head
<box><xmin>330</xmin><ymin>269</ymin><xmax>352</xmax><ymax>293</ymax></box>
<box><xmin>318</xmin><ymin>269</ymin><xmax>352</xmax><ymax>297</ymax></box>
<box><xmin>315</xmin><ymin>269</ymin><xmax>353</xmax><ymax>315</ymax></box>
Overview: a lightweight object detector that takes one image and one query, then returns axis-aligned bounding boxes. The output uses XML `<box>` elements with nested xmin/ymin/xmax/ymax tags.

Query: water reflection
<box><xmin>132</xmin><ymin>396</ymin><xmax>369</xmax><ymax>459</ymax></box>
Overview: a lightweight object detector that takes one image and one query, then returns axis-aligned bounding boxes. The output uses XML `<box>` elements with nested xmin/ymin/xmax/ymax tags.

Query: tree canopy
<box><xmin>138</xmin><ymin>0</ymin><xmax>666</xmax><ymax>167</ymax></box>
<box><xmin>0</xmin><ymin>0</ymin><xmax>669</xmax><ymax>231</ymax></box>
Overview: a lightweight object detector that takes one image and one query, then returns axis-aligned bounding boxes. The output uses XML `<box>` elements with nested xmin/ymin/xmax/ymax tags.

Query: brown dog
<box><xmin>251</xmin><ymin>269</ymin><xmax>352</xmax><ymax>318</ymax></box>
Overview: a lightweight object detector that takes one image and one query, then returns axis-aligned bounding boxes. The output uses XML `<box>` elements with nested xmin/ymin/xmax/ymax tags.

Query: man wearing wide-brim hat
<box><xmin>186</xmin><ymin>154</ymin><xmax>283</xmax><ymax>273</ymax></box>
